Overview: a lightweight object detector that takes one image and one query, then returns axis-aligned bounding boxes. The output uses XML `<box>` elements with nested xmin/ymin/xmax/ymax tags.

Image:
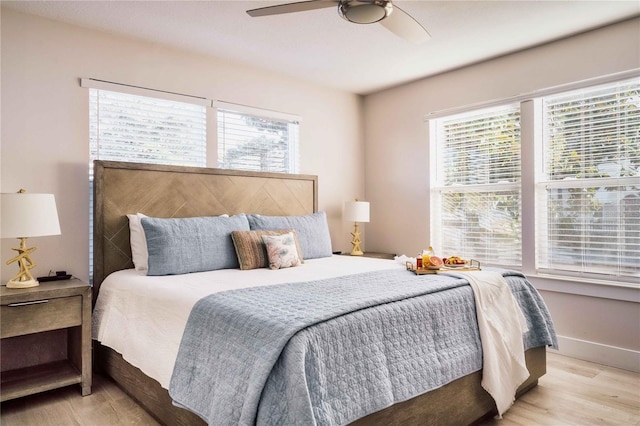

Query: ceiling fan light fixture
<box><xmin>338</xmin><ymin>0</ymin><xmax>393</xmax><ymax>24</ymax></box>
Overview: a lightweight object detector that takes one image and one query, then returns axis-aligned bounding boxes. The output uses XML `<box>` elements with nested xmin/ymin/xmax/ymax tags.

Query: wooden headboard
<box><xmin>93</xmin><ymin>160</ymin><xmax>318</xmax><ymax>296</ymax></box>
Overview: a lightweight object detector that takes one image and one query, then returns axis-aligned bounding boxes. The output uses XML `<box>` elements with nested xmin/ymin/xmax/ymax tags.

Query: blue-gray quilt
<box><xmin>168</xmin><ymin>269</ymin><xmax>557</xmax><ymax>426</ymax></box>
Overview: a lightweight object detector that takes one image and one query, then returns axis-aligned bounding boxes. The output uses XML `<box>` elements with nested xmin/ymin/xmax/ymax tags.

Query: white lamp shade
<box><xmin>344</xmin><ymin>200</ymin><xmax>370</xmax><ymax>223</ymax></box>
<box><xmin>1</xmin><ymin>193</ymin><xmax>61</xmax><ymax>238</ymax></box>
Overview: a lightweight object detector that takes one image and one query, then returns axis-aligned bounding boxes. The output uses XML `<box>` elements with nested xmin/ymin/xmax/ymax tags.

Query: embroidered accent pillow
<box><xmin>232</xmin><ymin>229</ymin><xmax>304</xmax><ymax>270</ymax></box>
<box><xmin>261</xmin><ymin>232</ymin><xmax>302</xmax><ymax>270</ymax></box>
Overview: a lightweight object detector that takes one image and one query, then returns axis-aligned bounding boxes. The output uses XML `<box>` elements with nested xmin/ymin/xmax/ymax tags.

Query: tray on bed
<box><xmin>406</xmin><ymin>259</ymin><xmax>481</xmax><ymax>274</ymax></box>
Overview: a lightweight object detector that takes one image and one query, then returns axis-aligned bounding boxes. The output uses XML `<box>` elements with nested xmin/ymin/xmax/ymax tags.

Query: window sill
<box><xmin>526</xmin><ymin>273</ymin><xmax>639</xmax><ymax>303</ymax></box>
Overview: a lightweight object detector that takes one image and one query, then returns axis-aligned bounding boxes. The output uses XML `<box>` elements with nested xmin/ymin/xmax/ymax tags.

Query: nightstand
<box><xmin>341</xmin><ymin>252</ymin><xmax>396</xmax><ymax>260</ymax></box>
<box><xmin>0</xmin><ymin>278</ymin><xmax>91</xmax><ymax>401</ymax></box>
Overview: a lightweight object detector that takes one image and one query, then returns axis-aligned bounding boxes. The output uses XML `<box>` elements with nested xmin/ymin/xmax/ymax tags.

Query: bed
<box><xmin>92</xmin><ymin>160</ymin><xmax>556</xmax><ymax>426</ymax></box>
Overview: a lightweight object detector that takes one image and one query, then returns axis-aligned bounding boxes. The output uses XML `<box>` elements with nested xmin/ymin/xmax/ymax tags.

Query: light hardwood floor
<box><xmin>479</xmin><ymin>352</ymin><xmax>640</xmax><ymax>426</ymax></box>
<box><xmin>1</xmin><ymin>352</ymin><xmax>638</xmax><ymax>425</ymax></box>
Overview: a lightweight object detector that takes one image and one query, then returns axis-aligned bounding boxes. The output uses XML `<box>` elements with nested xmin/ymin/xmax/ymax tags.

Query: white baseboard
<box><xmin>549</xmin><ymin>335</ymin><xmax>640</xmax><ymax>373</ymax></box>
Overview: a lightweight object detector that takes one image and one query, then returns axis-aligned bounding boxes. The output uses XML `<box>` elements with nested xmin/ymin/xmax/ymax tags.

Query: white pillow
<box><xmin>127</xmin><ymin>213</ymin><xmax>149</xmax><ymax>271</ymax></box>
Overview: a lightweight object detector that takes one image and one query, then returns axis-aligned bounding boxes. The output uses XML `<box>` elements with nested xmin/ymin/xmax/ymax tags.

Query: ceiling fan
<box><xmin>246</xmin><ymin>0</ymin><xmax>430</xmax><ymax>44</ymax></box>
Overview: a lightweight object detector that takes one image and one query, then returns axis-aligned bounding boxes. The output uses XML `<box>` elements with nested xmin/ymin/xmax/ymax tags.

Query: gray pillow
<box><xmin>247</xmin><ymin>212</ymin><xmax>332</xmax><ymax>259</ymax></box>
<box><xmin>141</xmin><ymin>214</ymin><xmax>250</xmax><ymax>275</ymax></box>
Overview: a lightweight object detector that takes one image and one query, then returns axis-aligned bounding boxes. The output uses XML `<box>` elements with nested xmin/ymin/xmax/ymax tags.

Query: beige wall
<box><xmin>0</xmin><ymin>9</ymin><xmax>364</xmax><ymax>282</ymax></box>
<box><xmin>363</xmin><ymin>18</ymin><xmax>640</xmax><ymax>370</ymax></box>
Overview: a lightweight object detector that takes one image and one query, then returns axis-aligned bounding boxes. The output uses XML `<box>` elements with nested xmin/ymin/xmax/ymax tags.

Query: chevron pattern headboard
<box><xmin>92</xmin><ymin>160</ymin><xmax>318</xmax><ymax>297</ymax></box>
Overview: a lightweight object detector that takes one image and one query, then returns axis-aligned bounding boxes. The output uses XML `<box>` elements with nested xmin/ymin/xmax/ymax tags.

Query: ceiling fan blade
<box><xmin>379</xmin><ymin>4</ymin><xmax>430</xmax><ymax>44</ymax></box>
<box><xmin>247</xmin><ymin>0</ymin><xmax>336</xmax><ymax>17</ymax></box>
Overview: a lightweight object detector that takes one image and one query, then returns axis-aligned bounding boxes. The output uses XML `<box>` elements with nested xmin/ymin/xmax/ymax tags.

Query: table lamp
<box><xmin>1</xmin><ymin>189</ymin><xmax>61</xmax><ymax>288</ymax></box>
<box><xmin>344</xmin><ymin>199</ymin><xmax>370</xmax><ymax>256</ymax></box>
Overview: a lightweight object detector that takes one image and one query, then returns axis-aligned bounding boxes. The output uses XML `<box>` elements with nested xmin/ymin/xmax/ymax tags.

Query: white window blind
<box><xmin>431</xmin><ymin>104</ymin><xmax>521</xmax><ymax>267</ymax></box>
<box><xmin>217</xmin><ymin>105</ymin><xmax>299</xmax><ymax>173</ymax></box>
<box><xmin>537</xmin><ymin>78</ymin><xmax>640</xmax><ymax>281</ymax></box>
<box><xmin>88</xmin><ymin>88</ymin><xmax>207</xmax><ymax>281</ymax></box>
<box><xmin>89</xmin><ymin>89</ymin><xmax>207</xmax><ymax>166</ymax></box>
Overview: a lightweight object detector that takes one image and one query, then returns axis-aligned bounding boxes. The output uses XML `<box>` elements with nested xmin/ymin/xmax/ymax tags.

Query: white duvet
<box><xmin>92</xmin><ymin>255</ymin><xmax>401</xmax><ymax>389</ymax></box>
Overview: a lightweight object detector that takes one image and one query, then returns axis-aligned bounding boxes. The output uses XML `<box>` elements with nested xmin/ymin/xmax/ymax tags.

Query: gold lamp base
<box><xmin>6</xmin><ymin>278</ymin><xmax>39</xmax><ymax>289</ymax></box>
<box><xmin>6</xmin><ymin>237</ymin><xmax>39</xmax><ymax>288</ymax></box>
<box><xmin>350</xmin><ymin>222</ymin><xmax>363</xmax><ymax>256</ymax></box>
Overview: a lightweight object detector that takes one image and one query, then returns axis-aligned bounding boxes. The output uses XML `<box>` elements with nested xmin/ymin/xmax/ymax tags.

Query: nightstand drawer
<box><xmin>1</xmin><ymin>295</ymin><xmax>82</xmax><ymax>338</ymax></box>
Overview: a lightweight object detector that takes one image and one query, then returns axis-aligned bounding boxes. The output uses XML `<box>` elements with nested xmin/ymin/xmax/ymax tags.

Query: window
<box><xmin>537</xmin><ymin>79</ymin><xmax>640</xmax><ymax>280</ymax></box>
<box><xmin>429</xmin><ymin>76</ymin><xmax>639</xmax><ymax>284</ymax></box>
<box><xmin>89</xmin><ymin>89</ymin><xmax>207</xmax><ymax>167</ymax></box>
<box><xmin>217</xmin><ymin>103</ymin><xmax>299</xmax><ymax>173</ymax></box>
<box><xmin>430</xmin><ymin>104</ymin><xmax>521</xmax><ymax>267</ymax></box>
<box><xmin>88</xmin><ymin>87</ymin><xmax>207</xmax><ymax>280</ymax></box>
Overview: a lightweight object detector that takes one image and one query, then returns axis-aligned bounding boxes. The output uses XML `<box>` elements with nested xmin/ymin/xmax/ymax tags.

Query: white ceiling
<box><xmin>3</xmin><ymin>1</ymin><xmax>639</xmax><ymax>94</ymax></box>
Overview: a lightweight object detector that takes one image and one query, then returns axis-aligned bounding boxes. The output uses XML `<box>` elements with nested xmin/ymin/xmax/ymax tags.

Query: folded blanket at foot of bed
<box><xmin>453</xmin><ymin>271</ymin><xmax>529</xmax><ymax>418</ymax></box>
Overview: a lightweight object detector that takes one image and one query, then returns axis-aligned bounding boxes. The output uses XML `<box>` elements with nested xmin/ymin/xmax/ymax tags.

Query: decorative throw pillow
<box><xmin>231</xmin><ymin>229</ymin><xmax>304</xmax><ymax>270</ymax></box>
<box><xmin>141</xmin><ymin>214</ymin><xmax>248</xmax><ymax>276</ymax></box>
<box><xmin>247</xmin><ymin>211</ymin><xmax>332</xmax><ymax>259</ymax></box>
<box><xmin>261</xmin><ymin>232</ymin><xmax>302</xmax><ymax>270</ymax></box>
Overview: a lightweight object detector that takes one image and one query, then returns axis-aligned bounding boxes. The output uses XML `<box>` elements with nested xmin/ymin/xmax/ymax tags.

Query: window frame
<box><xmin>426</xmin><ymin>72</ymin><xmax>640</xmax><ymax>287</ymax></box>
<box><xmin>429</xmin><ymin>103</ymin><xmax>522</xmax><ymax>269</ymax></box>
<box><xmin>534</xmin><ymin>78</ymin><xmax>640</xmax><ymax>283</ymax></box>
<box><xmin>215</xmin><ymin>101</ymin><xmax>301</xmax><ymax>174</ymax></box>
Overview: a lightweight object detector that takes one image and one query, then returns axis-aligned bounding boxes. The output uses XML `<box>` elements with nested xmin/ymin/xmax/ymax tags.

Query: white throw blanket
<box><xmin>456</xmin><ymin>271</ymin><xmax>530</xmax><ymax>418</ymax></box>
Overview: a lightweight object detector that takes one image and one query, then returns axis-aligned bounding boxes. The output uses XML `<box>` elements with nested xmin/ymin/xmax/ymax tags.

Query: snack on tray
<box><xmin>443</xmin><ymin>256</ymin><xmax>467</xmax><ymax>266</ymax></box>
<box><xmin>426</xmin><ymin>256</ymin><xmax>444</xmax><ymax>268</ymax></box>
<box><xmin>421</xmin><ymin>247</ymin><xmax>444</xmax><ymax>269</ymax></box>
